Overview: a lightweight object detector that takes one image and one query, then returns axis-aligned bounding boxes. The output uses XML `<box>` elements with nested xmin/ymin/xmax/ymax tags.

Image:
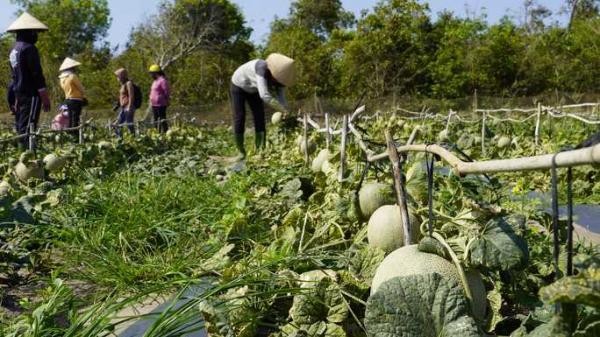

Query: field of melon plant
<box><xmin>0</xmin><ymin>106</ymin><xmax>598</xmax><ymax>337</ymax></box>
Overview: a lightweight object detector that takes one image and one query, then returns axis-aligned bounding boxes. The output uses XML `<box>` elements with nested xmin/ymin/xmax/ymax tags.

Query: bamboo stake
<box><xmin>367</xmin><ymin>143</ymin><xmax>600</xmax><ymax>175</ymax></box>
<box><xmin>303</xmin><ymin>113</ymin><xmax>309</xmax><ymax>164</ymax></box>
<box><xmin>28</xmin><ymin>124</ymin><xmax>35</xmax><ymax>151</ymax></box>
<box><xmin>339</xmin><ymin>115</ymin><xmax>348</xmax><ymax>182</ymax></box>
<box><xmin>325</xmin><ymin>113</ymin><xmax>331</xmax><ymax>149</ymax></box>
<box><xmin>472</xmin><ymin>89</ymin><xmax>478</xmax><ymax>118</ymax></box>
<box><xmin>385</xmin><ymin>130</ymin><xmax>412</xmax><ymax>246</ymax></box>
<box><xmin>481</xmin><ymin>111</ymin><xmax>486</xmax><ymax>155</ymax></box>
<box><xmin>534</xmin><ymin>102</ymin><xmax>542</xmax><ymax>149</ymax></box>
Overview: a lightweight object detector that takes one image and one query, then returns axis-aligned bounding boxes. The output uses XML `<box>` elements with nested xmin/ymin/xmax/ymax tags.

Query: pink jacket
<box><xmin>150</xmin><ymin>76</ymin><xmax>170</xmax><ymax>107</ymax></box>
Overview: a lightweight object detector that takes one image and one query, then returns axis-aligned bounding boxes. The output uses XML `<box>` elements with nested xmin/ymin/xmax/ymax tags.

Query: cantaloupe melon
<box><xmin>497</xmin><ymin>136</ymin><xmax>511</xmax><ymax>149</ymax></box>
<box><xmin>311</xmin><ymin>149</ymin><xmax>331</xmax><ymax>172</ymax></box>
<box><xmin>15</xmin><ymin>161</ymin><xmax>44</xmax><ymax>182</ymax></box>
<box><xmin>298</xmin><ymin>136</ymin><xmax>316</xmax><ymax>155</ymax></box>
<box><xmin>43</xmin><ymin>153</ymin><xmax>67</xmax><ymax>172</ymax></box>
<box><xmin>0</xmin><ymin>180</ymin><xmax>10</xmax><ymax>196</ymax></box>
<box><xmin>437</xmin><ymin>129</ymin><xmax>449</xmax><ymax>142</ymax></box>
<box><xmin>271</xmin><ymin>112</ymin><xmax>283</xmax><ymax>125</ymax></box>
<box><xmin>367</xmin><ymin>205</ymin><xmax>420</xmax><ymax>253</ymax></box>
<box><xmin>359</xmin><ymin>182</ymin><xmax>394</xmax><ymax>218</ymax></box>
<box><xmin>97</xmin><ymin>141</ymin><xmax>113</xmax><ymax>150</ymax></box>
<box><xmin>371</xmin><ymin>244</ymin><xmax>487</xmax><ymax>321</ymax></box>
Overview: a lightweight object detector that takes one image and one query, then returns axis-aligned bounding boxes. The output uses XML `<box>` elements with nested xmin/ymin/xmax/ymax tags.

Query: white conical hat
<box><xmin>59</xmin><ymin>57</ymin><xmax>82</xmax><ymax>71</ymax></box>
<box><xmin>6</xmin><ymin>12</ymin><xmax>48</xmax><ymax>32</ymax></box>
<box><xmin>266</xmin><ymin>53</ymin><xmax>296</xmax><ymax>87</ymax></box>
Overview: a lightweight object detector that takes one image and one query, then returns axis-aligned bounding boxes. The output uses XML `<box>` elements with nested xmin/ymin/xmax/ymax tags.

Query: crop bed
<box><xmin>0</xmin><ymin>111</ymin><xmax>598</xmax><ymax>337</ymax></box>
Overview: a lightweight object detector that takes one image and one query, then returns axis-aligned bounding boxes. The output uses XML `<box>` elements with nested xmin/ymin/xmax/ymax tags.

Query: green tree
<box><xmin>129</xmin><ymin>0</ymin><xmax>252</xmax><ymax>69</ymax></box>
<box><xmin>289</xmin><ymin>0</ymin><xmax>355</xmax><ymax>37</ymax></box>
<box><xmin>340</xmin><ymin>0</ymin><xmax>434</xmax><ymax>98</ymax></box>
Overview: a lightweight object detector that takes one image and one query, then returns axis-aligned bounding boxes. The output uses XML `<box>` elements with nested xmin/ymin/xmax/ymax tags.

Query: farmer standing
<box><xmin>148</xmin><ymin>64</ymin><xmax>170</xmax><ymax>133</ymax></box>
<box><xmin>230</xmin><ymin>53</ymin><xmax>295</xmax><ymax>159</ymax></box>
<box><xmin>114</xmin><ymin>68</ymin><xmax>136</xmax><ymax>135</ymax></box>
<box><xmin>6</xmin><ymin>12</ymin><xmax>51</xmax><ymax>149</ymax></box>
<box><xmin>58</xmin><ymin>57</ymin><xmax>86</xmax><ymax>134</ymax></box>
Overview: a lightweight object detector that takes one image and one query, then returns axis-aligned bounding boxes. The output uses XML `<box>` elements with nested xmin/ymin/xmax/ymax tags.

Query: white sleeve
<box><xmin>256</xmin><ymin>74</ymin><xmax>274</xmax><ymax>103</ymax></box>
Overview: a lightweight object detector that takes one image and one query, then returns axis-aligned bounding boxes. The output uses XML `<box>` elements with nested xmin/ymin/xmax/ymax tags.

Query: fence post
<box><xmin>28</xmin><ymin>123</ymin><xmax>35</xmax><ymax>151</ymax></box>
<box><xmin>78</xmin><ymin>125</ymin><xmax>84</xmax><ymax>144</ymax></box>
<box><xmin>385</xmin><ymin>129</ymin><xmax>412</xmax><ymax>246</ymax></box>
<box><xmin>534</xmin><ymin>102</ymin><xmax>542</xmax><ymax>150</ymax></box>
<box><xmin>339</xmin><ymin>115</ymin><xmax>348</xmax><ymax>182</ymax></box>
<box><xmin>325</xmin><ymin>112</ymin><xmax>331</xmax><ymax>149</ymax></box>
<box><xmin>481</xmin><ymin>111</ymin><xmax>486</xmax><ymax>155</ymax></box>
<box><xmin>303</xmin><ymin>112</ymin><xmax>309</xmax><ymax>164</ymax></box>
<box><xmin>472</xmin><ymin>89</ymin><xmax>478</xmax><ymax>118</ymax></box>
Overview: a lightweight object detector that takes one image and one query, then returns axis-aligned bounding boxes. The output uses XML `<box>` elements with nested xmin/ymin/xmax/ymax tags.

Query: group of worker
<box><xmin>5</xmin><ymin>12</ymin><xmax>296</xmax><ymax>159</ymax></box>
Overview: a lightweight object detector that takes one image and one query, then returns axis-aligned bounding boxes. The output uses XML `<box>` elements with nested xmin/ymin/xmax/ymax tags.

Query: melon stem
<box><xmin>432</xmin><ymin>232</ymin><xmax>474</xmax><ymax>311</ymax></box>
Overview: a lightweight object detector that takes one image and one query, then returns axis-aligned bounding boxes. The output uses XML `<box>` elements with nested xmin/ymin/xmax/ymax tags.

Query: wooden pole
<box><xmin>78</xmin><ymin>125</ymin><xmax>84</xmax><ymax>144</ymax></box>
<box><xmin>481</xmin><ymin>111</ymin><xmax>486</xmax><ymax>155</ymax></box>
<box><xmin>303</xmin><ymin>113</ymin><xmax>309</xmax><ymax>164</ymax></box>
<box><xmin>534</xmin><ymin>102</ymin><xmax>542</xmax><ymax>150</ymax></box>
<box><xmin>385</xmin><ymin>129</ymin><xmax>412</xmax><ymax>246</ymax></box>
<box><xmin>339</xmin><ymin>115</ymin><xmax>348</xmax><ymax>182</ymax></box>
<box><xmin>325</xmin><ymin>113</ymin><xmax>331</xmax><ymax>149</ymax></box>
<box><xmin>472</xmin><ymin>89</ymin><xmax>478</xmax><ymax>118</ymax></box>
<box><xmin>28</xmin><ymin>123</ymin><xmax>35</xmax><ymax>151</ymax></box>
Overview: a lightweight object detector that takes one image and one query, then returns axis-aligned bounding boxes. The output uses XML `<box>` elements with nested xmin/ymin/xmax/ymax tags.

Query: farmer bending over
<box><xmin>230</xmin><ymin>53</ymin><xmax>295</xmax><ymax>159</ymax></box>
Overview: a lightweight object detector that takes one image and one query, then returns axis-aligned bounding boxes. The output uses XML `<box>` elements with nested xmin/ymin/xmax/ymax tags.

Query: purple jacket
<box><xmin>9</xmin><ymin>40</ymin><xmax>47</xmax><ymax>96</ymax></box>
<box><xmin>150</xmin><ymin>76</ymin><xmax>170</xmax><ymax>107</ymax></box>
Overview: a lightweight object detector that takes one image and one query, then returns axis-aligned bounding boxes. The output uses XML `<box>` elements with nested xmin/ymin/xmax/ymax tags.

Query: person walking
<box><xmin>114</xmin><ymin>68</ymin><xmax>136</xmax><ymax>136</ymax></box>
<box><xmin>6</xmin><ymin>12</ymin><xmax>51</xmax><ymax>149</ymax></box>
<box><xmin>148</xmin><ymin>64</ymin><xmax>170</xmax><ymax>133</ymax></box>
<box><xmin>59</xmin><ymin>57</ymin><xmax>86</xmax><ymax>136</ymax></box>
<box><xmin>230</xmin><ymin>53</ymin><xmax>295</xmax><ymax>159</ymax></box>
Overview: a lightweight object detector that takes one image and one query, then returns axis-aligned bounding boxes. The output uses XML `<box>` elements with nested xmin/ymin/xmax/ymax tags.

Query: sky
<box><xmin>0</xmin><ymin>0</ymin><xmax>570</xmax><ymax>48</ymax></box>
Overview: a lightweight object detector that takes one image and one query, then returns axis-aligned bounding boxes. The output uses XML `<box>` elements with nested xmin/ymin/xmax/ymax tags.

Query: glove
<box><xmin>38</xmin><ymin>88</ymin><xmax>51</xmax><ymax>112</ymax></box>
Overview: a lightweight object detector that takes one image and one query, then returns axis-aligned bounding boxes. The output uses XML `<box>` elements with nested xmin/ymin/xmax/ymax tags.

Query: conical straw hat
<box><xmin>59</xmin><ymin>57</ymin><xmax>82</xmax><ymax>71</ymax></box>
<box><xmin>266</xmin><ymin>53</ymin><xmax>296</xmax><ymax>87</ymax></box>
<box><xmin>6</xmin><ymin>12</ymin><xmax>48</xmax><ymax>32</ymax></box>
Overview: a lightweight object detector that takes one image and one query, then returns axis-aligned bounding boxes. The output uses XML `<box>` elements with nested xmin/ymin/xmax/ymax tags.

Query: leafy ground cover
<box><xmin>0</xmin><ymin>112</ymin><xmax>597</xmax><ymax>336</ymax></box>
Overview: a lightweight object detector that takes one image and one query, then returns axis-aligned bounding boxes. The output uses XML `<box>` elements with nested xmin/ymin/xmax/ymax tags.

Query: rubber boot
<box><xmin>255</xmin><ymin>131</ymin><xmax>266</xmax><ymax>151</ymax></box>
<box><xmin>234</xmin><ymin>133</ymin><xmax>246</xmax><ymax>160</ymax></box>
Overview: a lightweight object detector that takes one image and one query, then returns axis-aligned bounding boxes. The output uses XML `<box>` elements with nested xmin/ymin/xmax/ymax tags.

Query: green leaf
<box><xmin>486</xmin><ymin>289</ymin><xmax>503</xmax><ymax>332</ymax></box>
<box><xmin>468</xmin><ymin>216</ymin><xmax>529</xmax><ymax>271</ymax></box>
<box><xmin>290</xmin><ymin>278</ymin><xmax>348</xmax><ymax>325</ymax></box>
<box><xmin>365</xmin><ymin>273</ymin><xmax>481</xmax><ymax>337</ymax></box>
<box><xmin>526</xmin><ymin>315</ymin><xmax>571</xmax><ymax>337</ymax></box>
<box><xmin>540</xmin><ymin>268</ymin><xmax>600</xmax><ymax>308</ymax></box>
<box><xmin>348</xmin><ymin>245</ymin><xmax>385</xmax><ymax>284</ymax></box>
<box><xmin>418</xmin><ymin>236</ymin><xmax>450</xmax><ymax>260</ymax></box>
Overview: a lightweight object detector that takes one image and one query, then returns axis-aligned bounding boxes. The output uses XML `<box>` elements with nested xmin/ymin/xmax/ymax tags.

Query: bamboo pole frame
<box><xmin>385</xmin><ymin>130</ymin><xmax>413</xmax><ymax>245</ymax></box>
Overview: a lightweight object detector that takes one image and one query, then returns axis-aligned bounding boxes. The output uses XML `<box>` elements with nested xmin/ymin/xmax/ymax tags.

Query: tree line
<box><xmin>1</xmin><ymin>0</ymin><xmax>598</xmax><ymax>114</ymax></box>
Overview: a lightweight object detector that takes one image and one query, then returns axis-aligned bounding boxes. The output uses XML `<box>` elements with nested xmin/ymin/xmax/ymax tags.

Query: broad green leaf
<box><xmin>468</xmin><ymin>216</ymin><xmax>529</xmax><ymax>271</ymax></box>
<box><xmin>290</xmin><ymin>278</ymin><xmax>348</xmax><ymax>324</ymax></box>
<box><xmin>486</xmin><ymin>289</ymin><xmax>503</xmax><ymax>332</ymax></box>
<box><xmin>348</xmin><ymin>245</ymin><xmax>385</xmax><ymax>284</ymax></box>
<box><xmin>365</xmin><ymin>273</ymin><xmax>481</xmax><ymax>337</ymax></box>
<box><xmin>526</xmin><ymin>316</ymin><xmax>570</xmax><ymax>337</ymax></box>
<box><xmin>418</xmin><ymin>236</ymin><xmax>450</xmax><ymax>260</ymax></box>
<box><xmin>540</xmin><ymin>268</ymin><xmax>600</xmax><ymax>308</ymax></box>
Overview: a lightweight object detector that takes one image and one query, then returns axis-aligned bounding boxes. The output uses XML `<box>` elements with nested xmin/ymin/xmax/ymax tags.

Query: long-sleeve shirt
<box><xmin>59</xmin><ymin>71</ymin><xmax>85</xmax><ymax>100</ymax></box>
<box><xmin>149</xmin><ymin>76</ymin><xmax>170</xmax><ymax>107</ymax></box>
<box><xmin>9</xmin><ymin>40</ymin><xmax>47</xmax><ymax>96</ymax></box>
<box><xmin>231</xmin><ymin>59</ymin><xmax>287</xmax><ymax>111</ymax></box>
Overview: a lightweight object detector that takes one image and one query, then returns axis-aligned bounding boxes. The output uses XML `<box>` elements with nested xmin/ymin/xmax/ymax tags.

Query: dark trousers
<box><xmin>116</xmin><ymin>107</ymin><xmax>135</xmax><ymax>137</ymax></box>
<box><xmin>14</xmin><ymin>93</ymin><xmax>41</xmax><ymax>147</ymax></box>
<box><xmin>230</xmin><ymin>83</ymin><xmax>265</xmax><ymax>134</ymax></box>
<box><xmin>152</xmin><ymin>106</ymin><xmax>168</xmax><ymax>133</ymax></box>
<box><xmin>65</xmin><ymin>99</ymin><xmax>82</xmax><ymax>137</ymax></box>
